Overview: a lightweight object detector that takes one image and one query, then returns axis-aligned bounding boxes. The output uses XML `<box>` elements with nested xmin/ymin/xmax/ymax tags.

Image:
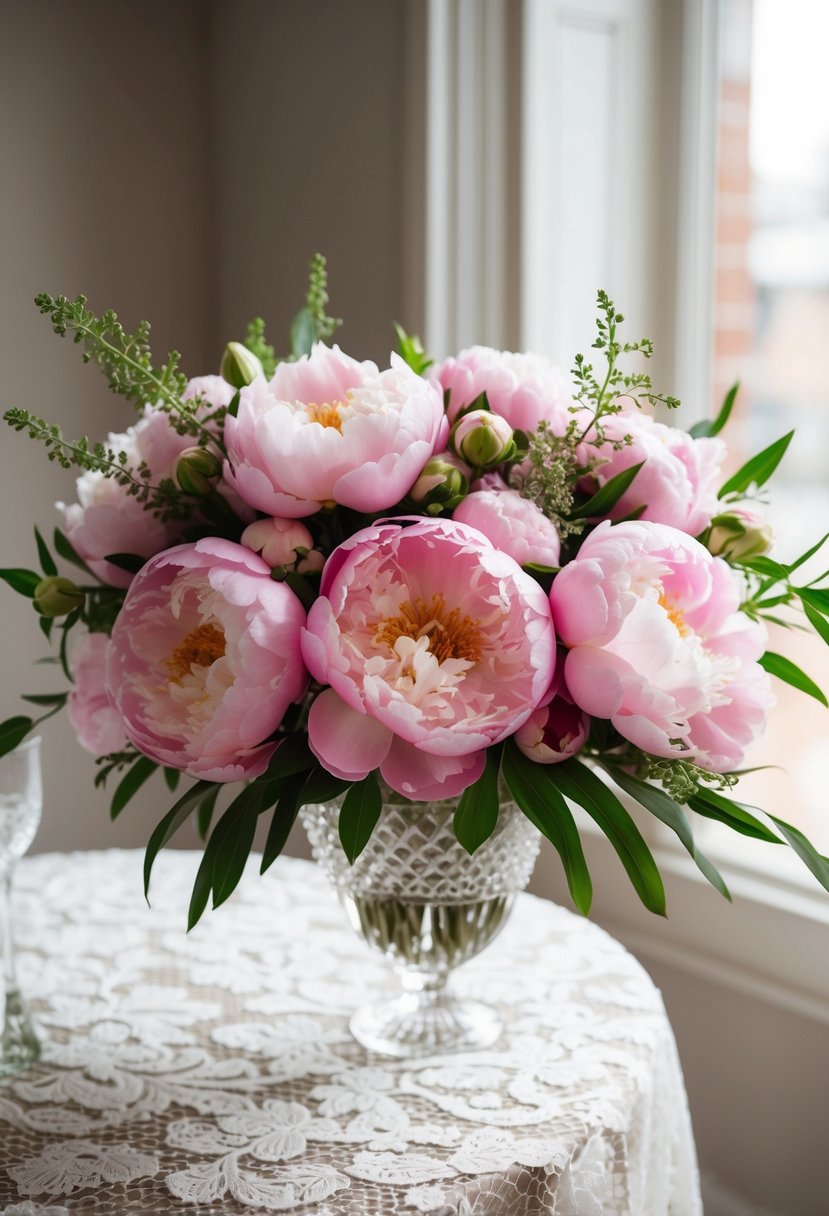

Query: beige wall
<box><xmin>0</xmin><ymin>0</ymin><xmax>410</xmax><ymax>852</ymax></box>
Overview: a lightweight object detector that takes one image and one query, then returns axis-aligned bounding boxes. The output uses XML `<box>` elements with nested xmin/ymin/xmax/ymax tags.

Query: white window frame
<box><xmin>411</xmin><ymin>0</ymin><xmax>829</xmax><ymax>1026</ymax></box>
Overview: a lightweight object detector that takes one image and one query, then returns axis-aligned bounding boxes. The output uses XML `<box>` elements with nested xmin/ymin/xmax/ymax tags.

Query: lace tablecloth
<box><xmin>0</xmin><ymin>850</ymin><xmax>701</xmax><ymax>1215</ymax></box>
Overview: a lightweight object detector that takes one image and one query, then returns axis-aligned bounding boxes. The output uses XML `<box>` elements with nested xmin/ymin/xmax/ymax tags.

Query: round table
<box><xmin>0</xmin><ymin>850</ymin><xmax>701</xmax><ymax>1215</ymax></box>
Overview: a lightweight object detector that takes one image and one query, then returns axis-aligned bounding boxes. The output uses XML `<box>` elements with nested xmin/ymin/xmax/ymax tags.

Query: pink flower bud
<box><xmin>241</xmin><ymin>516</ymin><xmax>318</xmax><ymax>570</ymax></box>
<box><xmin>449</xmin><ymin>409</ymin><xmax>515</xmax><ymax>469</ymax></box>
<box><xmin>707</xmin><ymin>507</ymin><xmax>773</xmax><ymax>561</ymax></box>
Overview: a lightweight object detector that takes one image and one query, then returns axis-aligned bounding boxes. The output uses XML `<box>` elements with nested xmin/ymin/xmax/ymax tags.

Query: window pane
<box><xmin>712</xmin><ymin>0</ymin><xmax>829</xmax><ymax>850</ymax></box>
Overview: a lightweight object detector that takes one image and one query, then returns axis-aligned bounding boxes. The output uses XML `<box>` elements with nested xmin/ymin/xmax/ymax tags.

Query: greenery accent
<box><xmin>338</xmin><ymin>772</ymin><xmax>383</xmax><ymax>864</ymax></box>
<box><xmin>452</xmin><ymin>747</ymin><xmax>501</xmax><ymax>855</ymax></box>
<box><xmin>243</xmin><ymin>317</ymin><xmax>277</xmax><ymax>378</ymax></box>
<box><xmin>718</xmin><ymin>430</ymin><xmax>794</xmax><ymax>499</ymax></box>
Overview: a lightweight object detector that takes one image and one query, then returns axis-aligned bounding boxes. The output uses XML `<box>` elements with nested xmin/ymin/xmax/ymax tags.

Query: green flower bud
<box><xmin>175</xmin><ymin>446</ymin><xmax>223</xmax><ymax>496</ymax></box>
<box><xmin>449</xmin><ymin>409</ymin><xmax>515</xmax><ymax>470</ymax></box>
<box><xmin>410</xmin><ymin>451</ymin><xmax>470</xmax><ymax>513</ymax></box>
<box><xmin>707</xmin><ymin>507</ymin><xmax>774</xmax><ymax>561</ymax></box>
<box><xmin>33</xmin><ymin>576</ymin><xmax>84</xmax><ymax>618</ymax></box>
<box><xmin>220</xmin><ymin>341</ymin><xmax>264</xmax><ymax>389</ymax></box>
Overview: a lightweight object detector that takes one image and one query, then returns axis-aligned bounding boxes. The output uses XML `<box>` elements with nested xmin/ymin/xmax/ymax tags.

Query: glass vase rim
<box><xmin>4</xmin><ymin>735</ymin><xmax>41</xmax><ymax>758</ymax></box>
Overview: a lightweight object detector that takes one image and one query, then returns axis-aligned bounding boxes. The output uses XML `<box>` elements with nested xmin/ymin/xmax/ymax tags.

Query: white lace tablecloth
<box><xmin>0</xmin><ymin>850</ymin><xmax>701</xmax><ymax>1215</ymax></box>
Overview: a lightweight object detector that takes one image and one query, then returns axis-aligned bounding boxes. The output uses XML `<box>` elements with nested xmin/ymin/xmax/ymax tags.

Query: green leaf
<box><xmin>798</xmin><ymin>587</ymin><xmax>829</xmax><ymax>616</ymax></box>
<box><xmin>718</xmin><ymin>430</ymin><xmax>794</xmax><ymax>498</ymax></box>
<box><xmin>290</xmin><ymin>307</ymin><xmax>316</xmax><ymax>359</ymax></box>
<box><xmin>689</xmin><ymin>381</ymin><xmax>739</xmax><ymax>438</ymax></box>
<box><xmin>393</xmin><ymin>322</ymin><xmax>434</xmax><ymax>375</ymax></box>
<box><xmin>196</xmin><ymin>785</ymin><xmax>220</xmax><ymax>841</ymax></box>
<box><xmin>163</xmin><ymin>767</ymin><xmax>180</xmax><ymax>792</ymax></box>
<box><xmin>502</xmin><ymin>744</ymin><xmax>592</xmax><ymax>915</ymax></box>
<box><xmin>758</xmin><ymin>651</ymin><xmax>827</xmax><ymax>707</ymax></box>
<box><xmin>34</xmin><ymin>526</ymin><xmax>57</xmax><ymax>577</ymax></box>
<box><xmin>144</xmin><ymin>780</ymin><xmax>219</xmax><ymax>899</ymax></box>
<box><xmin>453</xmin><ymin>748</ymin><xmax>501</xmax><ymax>855</ymax></box>
<box><xmin>0</xmin><ymin>568</ymin><xmax>41</xmax><ymax>597</ymax></box>
<box><xmin>261</xmin><ymin>772</ymin><xmax>307</xmax><ymax>874</ymax></box>
<box><xmin>187</xmin><ymin>848</ymin><xmax>215</xmax><ymax>931</ymax></box>
<box><xmin>688</xmin><ymin>788</ymin><xmax>781</xmax><ymax>842</ymax></box>
<box><xmin>338</xmin><ymin>772</ymin><xmax>383</xmax><ymax>864</ymax></box>
<box><xmin>553</xmin><ymin>760</ymin><xmax>667</xmax><ymax>915</ymax></box>
<box><xmin>211</xmin><ymin>785</ymin><xmax>265</xmax><ymax>909</ymax></box>
<box><xmin>103</xmin><ymin>552</ymin><xmax>145</xmax><ymax>575</ymax></box>
<box><xmin>38</xmin><ymin>615</ymin><xmax>53</xmax><ymax>641</ymax></box>
<box><xmin>570</xmin><ymin>462</ymin><xmax>644</xmax><ymax>520</ymax></box>
<box><xmin>53</xmin><ymin>527</ymin><xmax>94</xmax><ymax>577</ymax></box>
<box><xmin>0</xmin><ymin>716</ymin><xmax>34</xmax><ymax>758</ymax></box>
<box><xmin>737</xmin><ymin>556</ymin><xmax>789</xmax><ymax>581</ymax></box>
<box><xmin>802</xmin><ymin>600</ymin><xmax>829</xmax><ymax>647</ymax></box>
<box><xmin>111</xmin><ymin>755</ymin><xmax>157</xmax><ymax>820</ymax></box>
<box><xmin>768</xmin><ymin>815</ymin><xmax>829</xmax><ymax>894</ymax></box>
<box><xmin>604</xmin><ymin>766</ymin><xmax>730</xmax><ymax>900</ymax></box>
<box><xmin>299</xmin><ymin>765</ymin><xmax>352</xmax><ymax>806</ymax></box>
<box><xmin>786</xmin><ymin>532</ymin><xmax>829</xmax><ymax>576</ymax></box>
<box><xmin>21</xmin><ymin>692</ymin><xmax>67</xmax><ymax>708</ymax></box>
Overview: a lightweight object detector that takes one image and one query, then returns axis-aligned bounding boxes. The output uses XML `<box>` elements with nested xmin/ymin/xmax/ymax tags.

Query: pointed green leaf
<box><xmin>718</xmin><ymin>430</ymin><xmax>794</xmax><ymax>498</ymax></box>
<box><xmin>0</xmin><ymin>568</ymin><xmax>41</xmax><ymax>597</ymax></box>
<box><xmin>802</xmin><ymin>600</ymin><xmax>829</xmax><ymax>647</ymax></box>
<box><xmin>299</xmin><ymin>765</ymin><xmax>352</xmax><ymax>806</ymax></box>
<box><xmin>264</xmin><ymin>736</ymin><xmax>315</xmax><ymax>781</ymax></box>
<box><xmin>163</xmin><ymin>767</ymin><xmax>180</xmax><ymax>792</ymax></box>
<box><xmin>768</xmin><ymin>815</ymin><xmax>829</xmax><ymax>894</ymax></box>
<box><xmin>570</xmin><ymin>461</ymin><xmax>644</xmax><ymax>520</ymax></box>
<box><xmin>38</xmin><ymin>615</ymin><xmax>53</xmax><ymax>641</ymax></box>
<box><xmin>196</xmin><ymin>785</ymin><xmax>220</xmax><ymax>841</ymax></box>
<box><xmin>144</xmin><ymin>780</ymin><xmax>218</xmax><ymax>899</ymax></box>
<box><xmin>786</xmin><ymin>532</ymin><xmax>829</xmax><ymax>576</ymax></box>
<box><xmin>338</xmin><ymin>772</ymin><xmax>382</xmax><ymax>864</ymax></box>
<box><xmin>554</xmin><ymin>760</ymin><xmax>667</xmax><ymax>915</ymax></box>
<box><xmin>758</xmin><ymin>651</ymin><xmax>827</xmax><ymax>707</ymax></box>
<box><xmin>34</xmin><ymin>526</ymin><xmax>57</xmax><ymax>577</ymax></box>
<box><xmin>187</xmin><ymin>848</ymin><xmax>214</xmax><ymax>932</ymax></box>
<box><xmin>290</xmin><ymin>307</ymin><xmax>315</xmax><ymax>359</ymax></box>
<box><xmin>502</xmin><ymin>744</ymin><xmax>592</xmax><ymax>914</ymax></box>
<box><xmin>54</xmin><ymin>527</ymin><xmax>95</xmax><ymax>577</ymax></box>
<box><xmin>453</xmin><ymin>748</ymin><xmax>501</xmax><ymax>855</ymax></box>
<box><xmin>689</xmin><ymin>381</ymin><xmax>739</xmax><ymax>438</ymax></box>
<box><xmin>103</xmin><ymin>552</ymin><xmax>145</xmax><ymax>575</ymax></box>
<box><xmin>688</xmin><ymin>788</ymin><xmax>781</xmax><ymax>842</ymax></box>
<box><xmin>604</xmin><ymin>765</ymin><xmax>730</xmax><ymax>899</ymax></box>
<box><xmin>0</xmin><ymin>716</ymin><xmax>34</xmax><ymax>758</ymax></box>
<box><xmin>737</xmin><ymin>556</ymin><xmax>789</xmax><ymax>581</ymax></box>
<box><xmin>211</xmin><ymin>786</ymin><xmax>264</xmax><ymax>909</ymax></box>
<box><xmin>261</xmin><ymin>772</ymin><xmax>307</xmax><ymax>874</ymax></box>
<box><xmin>21</xmin><ymin>692</ymin><xmax>68</xmax><ymax>708</ymax></box>
<box><xmin>798</xmin><ymin>587</ymin><xmax>829</xmax><ymax>616</ymax></box>
<box><xmin>111</xmin><ymin>755</ymin><xmax>157</xmax><ymax>820</ymax></box>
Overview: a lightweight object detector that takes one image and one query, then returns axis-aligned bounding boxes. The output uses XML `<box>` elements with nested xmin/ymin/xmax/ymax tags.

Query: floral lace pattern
<box><xmin>0</xmin><ymin>851</ymin><xmax>702</xmax><ymax>1215</ymax></box>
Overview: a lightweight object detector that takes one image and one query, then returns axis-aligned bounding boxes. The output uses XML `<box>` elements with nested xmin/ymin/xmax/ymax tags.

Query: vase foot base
<box><xmin>350</xmin><ymin>992</ymin><xmax>501</xmax><ymax>1058</ymax></box>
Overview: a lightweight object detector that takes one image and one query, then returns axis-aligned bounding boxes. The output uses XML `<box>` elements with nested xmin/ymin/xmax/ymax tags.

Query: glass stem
<box><xmin>0</xmin><ymin>863</ymin><xmax>16</xmax><ymax>997</ymax></box>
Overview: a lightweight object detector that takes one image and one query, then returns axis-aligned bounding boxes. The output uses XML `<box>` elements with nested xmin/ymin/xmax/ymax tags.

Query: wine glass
<box><xmin>0</xmin><ymin>735</ymin><xmax>42</xmax><ymax>1074</ymax></box>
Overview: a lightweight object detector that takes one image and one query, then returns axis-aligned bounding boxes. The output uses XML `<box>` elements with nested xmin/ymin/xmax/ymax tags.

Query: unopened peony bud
<box><xmin>220</xmin><ymin>341</ymin><xmax>264</xmax><ymax>389</ymax></box>
<box><xmin>241</xmin><ymin>516</ymin><xmax>323</xmax><ymax>572</ymax></box>
<box><xmin>707</xmin><ymin>507</ymin><xmax>774</xmax><ymax>561</ymax></box>
<box><xmin>449</xmin><ymin>409</ymin><xmax>515</xmax><ymax>469</ymax></box>
<box><xmin>34</xmin><ymin>576</ymin><xmax>84</xmax><ymax>618</ymax></box>
<box><xmin>175</xmin><ymin>446</ymin><xmax>223</xmax><ymax>496</ymax></box>
<box><xmin>410</xmin><ymin>451</ymin><xmax>470</xmax><ymax>514</ymax></box>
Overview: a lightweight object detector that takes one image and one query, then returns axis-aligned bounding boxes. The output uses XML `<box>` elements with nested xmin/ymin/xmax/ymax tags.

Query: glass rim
<box><xmin>8</xmin><ymin>735</ymin><xmax>42</xmax><ymax>756</ymax></box>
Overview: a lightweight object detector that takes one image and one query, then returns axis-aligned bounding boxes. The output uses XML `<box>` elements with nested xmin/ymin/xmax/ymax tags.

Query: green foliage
<box><xmin>394</xmin><ymin>323</ymin><xmax>434</xmax><ymax>376</ymax></box>
<box><xmin>719</xmin><ymin>431</ymin><xmax>794</xmax><ymax>499</ymax></box>
<box><xmin>452</xmin><ymin>747</ymin><xmax>501</xmax><ymax>855</ymax></box>
<box><xmin>338</xmin><ymin>772</ymin><xmax>382</xmax><ymax>863</ymax></box>
<box><xmin>690</xmin><ymin>381</ymin><xmax>739</xmax><ymax>438</ymax></box>
<box><xmin>243</xmin><ymin>317</ymin><xmax>277</xmax><ymax>378</ymax></box>
<box><xmin>110</xmin><ymin>755</ymin><xmax>158</xmax><ymax>821</ymax></box>
<box><xmin>290</xmin><ymin>253</ymin><xmax>342</xmax><ymax>359</ymax></box>
<box><xmin>758</xmin><ymin>651</ymin><xmax>828</xmax><ymax>706</ymax></box>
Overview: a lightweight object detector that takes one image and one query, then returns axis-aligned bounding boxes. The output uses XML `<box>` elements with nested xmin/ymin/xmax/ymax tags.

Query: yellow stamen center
<box><xmin>658</xmin><ymin>592</ymin><xmax>689</xmax><ymax>637</ymax></box>
<box><xmin>375</xmin><ymin>593</ymin><xmax>482</xmax><ymax>665</ymax></box>
<box><xmin>306</xmin><ymin>400</ymin><xmax>344</xmax><ymax>431</ymax></box>
<box><xmin>167</xmin><ymin>622</ymin><xmax>226</xmax><ymax>682</ymax></box>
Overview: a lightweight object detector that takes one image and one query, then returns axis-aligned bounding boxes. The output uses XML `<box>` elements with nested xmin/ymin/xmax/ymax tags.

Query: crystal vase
<box><xmin>301</xmin><ymin>785</ymin><xmax>540</xmax><ymax>1057</ymax></box>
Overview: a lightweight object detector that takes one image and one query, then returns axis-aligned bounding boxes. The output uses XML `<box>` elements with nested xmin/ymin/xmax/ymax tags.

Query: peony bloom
<box><xmin>453</xmin><ymin>475</ymin><xmax>561</xmax><ymax>568</ymax></box>
<box><xmin>224</xmin><ymin>343</ymin><xmax>447</xmax><ymax>518</ymax></box>
<box><xmin>435</xmin><ymin>346</ymin><xmax>575</xmax><ymax>433</ymax></box>
<box><xmin>57</xmin><ymin>376</ymin><xmax>236</xmax><ymax>589</ymax></box>
<box><xmin>580</xmin><ymin>411</ymin><xmax>725</xmax><ymax>536</ymax></box>
<box><xmin>301</xmin><ymin>518</ymin><xmax>556</xmax><ymax>800</ymax></box>
<box><xmin>106</xmin><ymin>538</ymin><xmax>308</xmax><ymax>781</ymax></box>
<box><xmin>550</xmin><ymin>520</ymin><xmax>773</xmax><ymax>771</ymax></box>
<box><xmin>68</xmin><ymin>631</ymin><xmax>127</xmax><ymax>757</ymax></box>
<box><xmin>515</xmin><ymin>667</ymin><xmax>589</xmax><ymax>764</ymax></box>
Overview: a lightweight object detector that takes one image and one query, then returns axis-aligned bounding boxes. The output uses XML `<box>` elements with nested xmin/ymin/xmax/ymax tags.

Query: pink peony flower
<box><xmin>550</xmin><ymin>520</ymin><xmax>773</xmax><ymax>771</ymax></box>
<box><xmin>106</xmin><ymin>538</ymin><xmax>308</xmax><ymax>781</ymax></box>
<box><xmin>515</xmin><ymin>668</ymin><xmax>589</xmax><ymax>763</ymax></box>
<box><xmin>301</xmin><ymin>518</ymin><xmax>556</xmax><ymax>800</ymax></box>
<box><xmin>580</xmin><ymin>411</ymin><xmax>725</xmax><ymax>536</ymax></box>
<box><xmin>224</xmin><ymin>343</ymin><xmax>448</xmax><ymax>518</ymax></box>
<box><xmin>453</xmin><ymin>476</ymin><xmax>561</xmax><ymax>568</ymax></box>
<box><xmin>435</xmin><ymin>346</ymin><xmax>575</xmax><ymax>433</ymax></box>
<box><xmin>68</xmin><ymin>632</ymin><xmax>127</xmax><ymax>757</ymax></box>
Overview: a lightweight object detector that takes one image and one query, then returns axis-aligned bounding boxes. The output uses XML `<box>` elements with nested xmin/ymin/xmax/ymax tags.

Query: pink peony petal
<box><xmin>308</xmin><ymin>689</ymin><xmax>393</xmax><ymax>780</ymax></box>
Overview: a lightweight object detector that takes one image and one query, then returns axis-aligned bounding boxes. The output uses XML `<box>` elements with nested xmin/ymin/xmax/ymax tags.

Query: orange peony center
<box><xmin>375</xmin><ymin>593</ymin><xmax>482</xmax><ymax>665</ymax></box>
<box><xmin>658</xmin><ymin>592</ymin><xmax>689</xmax><ymax>637</ymax></box>
<box><xmin>167</xmin><ymin>622</ymin><xmax>226</xmax><ymax>682</ymax></box>
<box><xmin>306</xmin><ymin>400</ymin><xmax>344</xmax><ymax>431</ymax></box>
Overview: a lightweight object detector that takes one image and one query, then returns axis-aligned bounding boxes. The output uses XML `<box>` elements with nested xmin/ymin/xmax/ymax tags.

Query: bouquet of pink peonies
<box><xmin>4</xmin><ymin>256</ymin><xmax>829</xmax><ymax>924</ymax></box>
